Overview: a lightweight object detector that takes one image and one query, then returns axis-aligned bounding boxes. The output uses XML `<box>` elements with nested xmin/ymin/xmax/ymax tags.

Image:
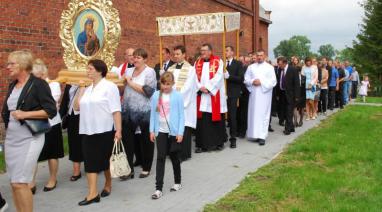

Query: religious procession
<box><xmin>0</xmin><ymin>0</ymin><xmax>379</xmax><ymax>211</ymax></box>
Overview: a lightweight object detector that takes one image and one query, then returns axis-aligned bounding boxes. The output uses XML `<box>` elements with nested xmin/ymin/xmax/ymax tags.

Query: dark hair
<box><xmin>278</xmin><ymin>56</ymin><xmax>288</xmax><ymax>64</ymax></box>
<box><xmin>256</xmin><ymin>49</ymin><xmax>265</xmax><ymax>54</ymax></box>
<box><xmin>163</xmin><ymin>48</ymin><xmax>171</xmax><ymax>55</ymax></box>
<box><xmin>88</xmin><ymin>59</ymin><xmax>107</xmax><ymax>77</ymax></box>
<box><xmin>305</xmin><ymin>57</ymin><xmax>312</xmax><ymax>64</ymax></box>
<box><xmin>202</xmin><ymin>43</ymin><xmax>213</xmax><ymax>51</ymax></box>
<box><xmin>225</xmin><ymin>45</ymin><xmax>234</xmax><ymax>51</ymax></box>
<box><xmin>133</xmin><ymin>48</ymin><xmax>148</xmax><ymax>59</ymax></box>
<box><xmin>174</xmin><ymin>45</ymin><xmax>186</xmax><ymax>54</ymax></box>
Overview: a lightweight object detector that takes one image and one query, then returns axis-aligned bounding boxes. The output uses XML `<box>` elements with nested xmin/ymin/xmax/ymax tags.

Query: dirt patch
<box><xmin>370</xmin><ymin>113</ymin><xmax>382</xmax><ymax>120</ymax></box>
<box><xmin>255</xmin><ymin>175</ymin><xmax>270</xmax><ymax>181</ymax></box>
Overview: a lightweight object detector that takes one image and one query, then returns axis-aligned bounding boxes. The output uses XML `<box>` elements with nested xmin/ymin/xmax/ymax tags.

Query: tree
<box><xmin>352</xmin><ymin>0</ymin><xmax>382</xmax><ymax>84</ymax></box>
<box><xmin>318</xmin><ymin>44</ymin><xmax>336</xmax><ymax>59</ymax></box>
<box><xmin>273</xmin><ymin>35</ymin><xmax>313</xmax><ymax>60</ymax></box>
<box><xmin>335</xmin><ymin>47</ymin><xmax>354</xmax><ymax>63</ymax></box>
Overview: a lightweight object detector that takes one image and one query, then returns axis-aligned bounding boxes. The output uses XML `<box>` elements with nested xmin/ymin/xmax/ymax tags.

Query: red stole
<box><xmin>195</xmin><ymin>55</ymin><xmax>221</xmax><ymax>122</ymax></box>
<box><xmin>120</xmin><ymin>62</ymin><xmax>128</xmax><ymax>76</ymax></box>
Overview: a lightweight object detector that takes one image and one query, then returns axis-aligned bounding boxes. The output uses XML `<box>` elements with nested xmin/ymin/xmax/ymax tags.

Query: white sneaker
<box><xmin>170</xmin><ymin>184</ymin><xmax>182</xmax><ymax>192</ymax></box>
<box><xmin>0</xmin><ymin>202</ymin><xmax>8</xmax><ymax>212</ymax></box>
<box><xmin>151</xmin><ymin>190</ymin><xmax>163</xmax><ymax>199</ymax></box>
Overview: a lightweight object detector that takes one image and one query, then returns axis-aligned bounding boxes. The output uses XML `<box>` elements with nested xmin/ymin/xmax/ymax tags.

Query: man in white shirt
<box><xmin>244</xmin><ymin>50</ymin><xmax>277</xmax><ymax>146</ymax></box>
<box><xmin>154</xmin><ymin>48</ymin><xmax>175</xmax><ymax>89</ymax></box>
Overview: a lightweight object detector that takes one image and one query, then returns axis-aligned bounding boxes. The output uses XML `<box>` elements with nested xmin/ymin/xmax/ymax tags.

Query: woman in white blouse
<box><xmin>29</xmin><ymin>59</ymin><xmax>64</xmax><ymax>193</ymax></box>
<box><xmin>74</xmin><ymin>59</ymin><xmax>122</xmax><ymax>206</ymax></box>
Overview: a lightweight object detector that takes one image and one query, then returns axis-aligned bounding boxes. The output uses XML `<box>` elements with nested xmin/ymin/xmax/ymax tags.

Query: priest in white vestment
<box><xmin>244</xmin><ymin>50</ymin><xmax>276</xmax><ymax>145</ymax></box>
<box><xmin>167</xmin><ymin>45</ymin><xmax>198</xmax><ymax>161</ymax></box>
<box><xmin>194</xmin><ymin>44</ymin><xmax>228</xmax><ymax>153</ymax></box>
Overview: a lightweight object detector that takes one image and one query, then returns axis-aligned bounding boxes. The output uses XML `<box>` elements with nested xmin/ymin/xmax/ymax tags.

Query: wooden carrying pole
<box><xmin>157</xmin><ymin>21</ymin><xmax>163</xmax><ymax>69</ymax></box>
<box><xmin>222</xmin><ymin>17</ymin><xmax>226</xmax><ymax>71</ymax></box>
<box><xmin>236</xmin><ymin>29</ymin><xmax>240</xmax><ymax>58</ymax></box>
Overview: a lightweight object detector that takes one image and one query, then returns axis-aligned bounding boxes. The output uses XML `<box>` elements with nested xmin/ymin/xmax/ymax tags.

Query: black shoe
<box><xmin>279</xmin><ymin>122</ymin><xmax>285</xmax><ymax>126</ymax></box>
<box><xmin>70</xmin><ymin>173</ymin><xmax>81</xmax><ymax>182</ymax></box>
<box><xmin>216</xmin><ymin>145</ymin><xmax>224</xmax><ymax>151</ymax></box>
<box><xmin>230</xmin><ymin>141</ymin><xmax>236</xmax><ymax>148</ymax></box>
<box><xmin>119</xmin><ymin>172</ymin><xmax>134</xmax><ymax>181</ymax></box>
<box><xmin>268</xmin><ymin>126</ymin><xmax>274</xmax><ymax>132</ymax></box>
<box><xmin>283</xmin><ymin>130</ymin><xmax>291</xmax><ymax>135</ymax></box>
<box><xmin>43</xmin><ymin>181</ymin><xmax>57</xmax><ymax>192</ymax></box>
<box><xmin>258</xmin><ymin>139</ymin><xmax>265</xmax><ymax>146</ymax></box>
<box><xmin>100</xmin><ymin>189</ymin><xmax>110</xmax><ymax>198</ymax></box>
<box><xmin>290</xmin><ymin>129</ymin><xmax>295</xmax><ymax>133</ymax></box>
<box><xmin>78</xmin><ymin>194</ymin><xmax>100</xmax><ymax>206</ymax></box>
<box><xmin>133</xmin><ymin>161</ymin><xmax>141</xmax><ymax>167</ymax></box>
<box><xmin>139</xmin><ymin>172</ymin><xmax>150</xmax><ymax>178</ymax></box>
<box><xmin>195</xmin><ymin>148</ymin><xmax>203</xmax><ymax>153</ymax></box>
<box><xmin>31</xmin><ymin>186</ymin><xmax>36</xmax><ymax>195</ymax></box>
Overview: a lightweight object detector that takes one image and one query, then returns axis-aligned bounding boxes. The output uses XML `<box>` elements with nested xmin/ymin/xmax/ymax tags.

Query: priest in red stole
<box><xmin>194</xmin><ymin>43</ymin><xmax>228</xmax><ymax>153</ymax></box>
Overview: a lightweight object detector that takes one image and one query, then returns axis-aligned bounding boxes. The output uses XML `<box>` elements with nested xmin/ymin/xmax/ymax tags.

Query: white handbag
<box><xmin>110</xmin><ymin>139</ymin><xmax>131</xmax><ymax>178</ymax></box>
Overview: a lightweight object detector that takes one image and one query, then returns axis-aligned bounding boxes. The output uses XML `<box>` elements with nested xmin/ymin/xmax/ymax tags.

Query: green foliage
<box><xmin>318</xmin><ymin>44</ymin><xmax>336</xmax><ymax>59</ymax></box>
<box><xmin>273</xmin><ymin>35</ymin><xmax>313</xmax><ymax>60</ymax></box>
<box><xmin>352</xmin><ymin>0</ymin><xmax>382</xmax><ymax>83</ymax></box>
<box><xmin>335</xmin><ymin>47</ymin><xmax>355</xmax><ymax>63</ymax></box>
<box><xmin>205</xmin><ymin>106</ymin><xmax>382</xmax><ymax>211</ymax></box>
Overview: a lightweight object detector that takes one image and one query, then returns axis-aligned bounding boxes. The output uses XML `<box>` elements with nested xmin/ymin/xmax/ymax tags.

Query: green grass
<box><xmin>205</xmin><ymin>105</ymin><xmax>382</xmax><ymax>211</ymax></box>
<box><xmin>356</xmin><ymin>96</ymin><xmax>382</xmax><ymax>104</ymax></box>
<box><xmin>0</xmin><ymin>134</ymin><xmax>69</xmax><ymax>173</ymax></box>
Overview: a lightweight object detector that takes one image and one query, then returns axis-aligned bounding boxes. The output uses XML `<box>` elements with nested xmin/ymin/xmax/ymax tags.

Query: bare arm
<box><xmin>73</xmin><ymin>86</ymin><xmax>86</xmax><ymax>111</ymax></box>
<box><xmin>113</xmin><ymin>111</ymin><xmax>122</xmax><ymax>140</ymax></box>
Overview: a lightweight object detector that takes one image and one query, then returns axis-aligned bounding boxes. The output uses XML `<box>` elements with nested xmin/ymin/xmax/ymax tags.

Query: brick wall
<box><xmin>0</xmin><ymin>0</ymin><xmax>269</xmax><ymax>140</ymax></box>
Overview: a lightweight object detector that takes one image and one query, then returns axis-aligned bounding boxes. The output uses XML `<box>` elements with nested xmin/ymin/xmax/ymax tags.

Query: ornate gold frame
<box><xmin>57</xmin><ymin>0</ymin><xmax>122</xmax><ymax>85</ymax></box>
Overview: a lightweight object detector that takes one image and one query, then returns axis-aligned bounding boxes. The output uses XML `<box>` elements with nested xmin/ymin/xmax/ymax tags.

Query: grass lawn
<box><xmin>205</xmin><ymin>105</ymin><xmax>382</xmax><ymax>211</ymax></box>
<box><xmin>0</xmin><ymin>134</ymin><xmax>69</xmax><ymax>173</ymax></box>
<box><xmin>356</xmin><ymin>96</ymin><xmax>382</xmax><ymax>104</ymax></box>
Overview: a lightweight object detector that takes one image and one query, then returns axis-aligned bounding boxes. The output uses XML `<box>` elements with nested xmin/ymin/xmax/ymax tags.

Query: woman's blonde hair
<box><xmin>32</xmin><ymin>58</ymin><xmax>48</xmax><ymax>76</ymax></box>
<box><xmin>8</xmin><ymin>49</ymin><xmax>34</xmax><ymax>72</ymax></box>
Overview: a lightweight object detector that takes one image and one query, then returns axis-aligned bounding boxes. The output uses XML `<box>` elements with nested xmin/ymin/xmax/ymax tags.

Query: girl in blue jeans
<box><xmin>150</xmin><ymin>72</ymin><xmax>185</xmax><ymax>199</ymax></box>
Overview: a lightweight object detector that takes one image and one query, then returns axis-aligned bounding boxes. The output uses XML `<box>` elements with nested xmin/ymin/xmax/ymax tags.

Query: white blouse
<box><xmin>48</xmin><ymin>81</ymin><xmax>61</xmax><ymax>126</ymax></box>
<box><xmin>79</xmin><ymin>78</ymin><xmax>121</xmax><ymax>135</ymax></box>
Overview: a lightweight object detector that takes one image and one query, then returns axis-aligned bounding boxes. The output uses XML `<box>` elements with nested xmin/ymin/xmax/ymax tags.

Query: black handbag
<box><xmin>23</xmin><ymin>119</ymin><xmax>51</xmax><ymax>135</ymax></box>
<box><xmin>161</xmin><ymin>104</ymin><xmax>182</xmax><ymax>153</ymax></box>
<box><xmin>18</xmin><ymin>81</ymin><xmax>52</xmax><ymax>135</ymax></box>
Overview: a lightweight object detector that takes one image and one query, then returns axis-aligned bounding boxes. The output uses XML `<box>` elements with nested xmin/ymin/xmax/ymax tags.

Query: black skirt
<box><xmin>196</xmin><ymin>113</ymin><xmax>227</xmax><ymax>150</ymax></box>
<box><xmin>67</xmin><ymin>114</ymin><xmax>83</xmax><ymax>162</ymax></box>
<box><xmin>82</xmin><ymin>130</ymin><xmax>114</xmax><ymax>173</ymax></box>
<box><xmin>38</xmin><ymin>123</ymin><xmax>64</xmax><ymax>161</ymax></box>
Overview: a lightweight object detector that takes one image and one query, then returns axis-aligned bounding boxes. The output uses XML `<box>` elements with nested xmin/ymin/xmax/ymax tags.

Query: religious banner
<box><xmin>156</xmin><ymin>12</ymin><xmax>240</xmax><ymax>36</ymax></box>
<box><xmin>57</xmin><ymin>0</ymin><xmax>122</xmax><ymax>85</ymax></box>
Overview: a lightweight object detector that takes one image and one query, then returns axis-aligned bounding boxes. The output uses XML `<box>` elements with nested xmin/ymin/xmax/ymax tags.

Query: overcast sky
<box><xmin>260</xmin><ymin>0</ymin><xmax>365</xmax><ymax>59</ymax></box>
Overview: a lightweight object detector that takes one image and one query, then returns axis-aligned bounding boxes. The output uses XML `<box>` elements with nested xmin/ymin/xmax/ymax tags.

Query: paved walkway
<box><xmin>0</xmin><ymin>109</ymin><xmax>338</xmax><ymax>212</ymax></box>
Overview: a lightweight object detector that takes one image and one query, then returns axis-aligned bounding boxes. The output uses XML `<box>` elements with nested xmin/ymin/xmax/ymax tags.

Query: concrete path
<box><xmin>0</xmin><ymin>109</ymin><xmax>339</xmax><ymax>212</ymax></box>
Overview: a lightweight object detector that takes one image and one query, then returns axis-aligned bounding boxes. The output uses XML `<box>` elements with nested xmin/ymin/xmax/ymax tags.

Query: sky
<box><xmin>260</xmin><ymin>0</ymin><xmax>365</xmax><ymax>59</ymax></box>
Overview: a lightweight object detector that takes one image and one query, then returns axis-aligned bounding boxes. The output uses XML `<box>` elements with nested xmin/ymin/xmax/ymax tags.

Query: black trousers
<box><xmin>278</xmin><ymin>90</ymin><xmax>287</xmax><ymax>124</ymax></box>
<box><xmin>336</xmin><ymin>84</ymin><xmax>344</xmax><ymax>108</ymax></box>
<box><xmin>179</xmin><ymin>127</ymin><xmax>193</xmax><ymax>161</ymax></box>
<box><xmin>352</xmin><ymin>81</ymin><xmax>358</xmax><ymax>99</ymax></box>
<box><xmin>328</xmin><ymin>86</ymin><xmax>336</xmax><ymax>110</ymax></box>
<box><xmin>227</xmin><ymin>97</ymin><xmax>239</xmax><ymax>141</ymax></box>
<box><xmin>319</xmin><ymin>89</ymin><xmax>328</xmax><ymax>113</ymax></box>
<box><xmin>122</xmin><ymin>120</ymin><xmax>154</xmax><ymax>173</ymax></box>
<box><xmin>285</xmin><ymin>98</ymin><xmax>295</xmax><ymax>132</ymax></box>
<box><xmin>134</xmin><ymin>134</ymin><xmax>142</xmax><ymax>164</ymax></box>
<box><xmin>237</xmin><ymin>93</ymin><xmax>249</xmax><ymax>137</ymax></box>
<box><xmin>155</xmin><ymin>132</ymin><xmax>181</xmax><ymax>191</ymax></box>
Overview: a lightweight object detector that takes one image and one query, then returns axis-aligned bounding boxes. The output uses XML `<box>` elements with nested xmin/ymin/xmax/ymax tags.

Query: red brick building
<box><xmin>0</xmin><ymin>0</ymin><xmax>271</xmax><ymax>139</ymax></box>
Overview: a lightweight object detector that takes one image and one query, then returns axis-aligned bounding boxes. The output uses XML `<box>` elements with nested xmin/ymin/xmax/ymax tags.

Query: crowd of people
<box><xmin>0</xmin><ymin>46</ymin><xmax>368</xmax><ymax>211</ymax></box>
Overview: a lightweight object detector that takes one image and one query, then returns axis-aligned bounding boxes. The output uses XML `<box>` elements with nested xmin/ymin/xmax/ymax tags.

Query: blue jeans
<box><xmin>343</xmin><ymin>81</ymin><xmax>349</xmax><ymax>104</ymax></box>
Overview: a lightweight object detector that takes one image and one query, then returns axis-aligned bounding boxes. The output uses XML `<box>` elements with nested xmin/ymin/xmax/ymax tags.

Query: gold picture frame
<box><xmin>57</xmin><ymin>0</ymin><xmax>122</xmax><ymax>85</ymax></box>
